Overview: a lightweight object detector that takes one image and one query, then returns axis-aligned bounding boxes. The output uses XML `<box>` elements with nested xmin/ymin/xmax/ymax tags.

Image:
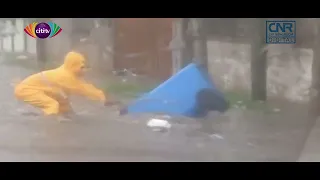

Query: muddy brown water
<box><xmin>0</xmin><ymin>64</ymin><xmax>313</xmax><ymax>161</ymax></box>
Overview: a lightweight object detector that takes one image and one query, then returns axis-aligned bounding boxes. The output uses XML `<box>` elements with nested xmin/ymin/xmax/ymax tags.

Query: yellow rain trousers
<box><xmin>14</xmin><ymin>51</ymin><xmax>106</xmax><ymax>116</ymax></box>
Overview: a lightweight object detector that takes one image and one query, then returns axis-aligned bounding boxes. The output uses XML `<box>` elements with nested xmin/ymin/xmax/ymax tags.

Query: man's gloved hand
<box><xmin>104</xmin><ymin>100</ymin><xmax>128</xmax><ymax>115</ymax></box>
<box><xmin>119</xmin><ymin>106</ymin><xmax>128</xmax><ymax>115</ymax></box>
<box><xmin>104</xmin><ymin>100</ymin><xmax>121</xmax><ymax>107</ymax></box>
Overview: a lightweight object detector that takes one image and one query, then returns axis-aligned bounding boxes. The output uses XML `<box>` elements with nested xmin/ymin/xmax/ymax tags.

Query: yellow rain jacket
<box><xmin>14</xmin><ymin>51</ymin><xmax>106</xmax><ymax>116</ymax></box>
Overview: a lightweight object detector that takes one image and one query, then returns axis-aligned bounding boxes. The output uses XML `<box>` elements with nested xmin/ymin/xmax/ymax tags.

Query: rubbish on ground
<box><xmin>16</xmin><ymin>55</ymin><xmax>28</xmax><ymax>60</ymax></box>
<box><xmin>209</xmin><ymin>133</ymin><xmax>224</xmax><ymax>140</ymax></box>
<box><xmin>233</xmin><ymin>104</ymin><xmax>239</xmax><ymax>108</ymax></box>
<box><xmin>147</xmin><ymin>118</ymin><xmax>171</xmax><ymax>129</ymax></box>
<box><xmin>156</xmin><ymin>115</ymin><xmax>172</xmax><ymax>119</ymax></box>
<box><xmin>272</xmin><ymin>108</ymin><xmax>281</xmax><ymax>112</ymax></box>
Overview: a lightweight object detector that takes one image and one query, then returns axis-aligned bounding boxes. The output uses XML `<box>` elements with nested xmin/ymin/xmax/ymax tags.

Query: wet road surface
<box><xmin>0</xmin><ymin>63</ymin><xmax>313</xmax><ymax>161</ymax></box>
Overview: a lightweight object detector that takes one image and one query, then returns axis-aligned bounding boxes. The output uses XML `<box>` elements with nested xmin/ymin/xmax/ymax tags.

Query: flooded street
<box><xmin>0</xmin><ymin>62</ymin><xmax>313</xmax><ymax>162</ymax></box>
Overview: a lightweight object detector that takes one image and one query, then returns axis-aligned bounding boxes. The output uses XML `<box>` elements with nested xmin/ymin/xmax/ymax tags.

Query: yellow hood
<box><xmin>61</xmin><ymin>51</ymin><xmax>86</xmax><ymax>76</ymax></box>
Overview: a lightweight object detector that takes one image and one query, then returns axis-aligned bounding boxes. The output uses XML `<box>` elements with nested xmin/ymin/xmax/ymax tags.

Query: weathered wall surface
<box><xmin>207</xmin><ymin>40</ymin><xmax>313</xmax><ymax>102</ymax></box>
<box><xmin>44</xmin><ymin>18</ymin><xmax>72</xmax><ymax>63</ymax></box>
<box><xmin>2</xmin><ymin>19</ymin><xmax>313</xmax><ymax>103</ymax></box>
<box><xmin>46</xmin><ymin>18</ymin><xmax>114</xmax><ymax>72</ymax></box>
<box><xmin>1</xmin><ymin>19</ymin><xmax>36</xmax><ymax>54</ymax></box>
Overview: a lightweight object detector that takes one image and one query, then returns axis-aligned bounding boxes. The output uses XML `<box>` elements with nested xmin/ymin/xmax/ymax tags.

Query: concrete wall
<box><xmin>3</xmin><ymin>19</ymin><xmax>311</xmax><ymax>102</ymax></box>
<box><xmin>207</xmin><ymin>39</ymin><xmax>313</xmax><ymax>102</ymax></box>
<box><xmin>1</xmin><ymin>19</ymin><xmax>36</xmax><ymax>54</ymax></box>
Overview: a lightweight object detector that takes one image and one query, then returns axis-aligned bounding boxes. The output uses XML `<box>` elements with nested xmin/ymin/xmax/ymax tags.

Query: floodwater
<box><xmin>0</xmin><ymin>62</ymin><xmax>313</xmax><ymax>162</ymax></box>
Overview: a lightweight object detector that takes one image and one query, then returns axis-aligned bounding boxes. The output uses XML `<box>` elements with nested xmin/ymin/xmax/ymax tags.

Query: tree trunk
<box><xmin>36</xmin><ymin>38</ymin><xmax>47</xmax><ymax>70</ymax></box>
<box><xmin>0</xmin><ymin>38</ymin><xmax>2</xmax><ymax>52</ymax></box>
<box><xmin>171</xmin><ymin>18</ymin><xmax>186</xmax><ymax>74</ymax></box>
<box><xmin>11</xmin><ymin>19</ymin><xmax>15</xmax><ymax>52</ymax></box>
<box><xmin>190</xmin><ymin>18</ymin><xmax>208</xmax><ymax>71</ymax></box>
<box><xmin>70</xmin><ymin>18</ymin><xmax>92</xmax><ymax>51</ymax></box>
<box><xmin>309</xmin><ymin>20</ymin><xmax>320</xmax><ymax>118</ymax></box>
<box><xmin>23</xmin><ymin>19</ymin><xmax>28</xmax><ymax>53</ymax></box>
<box><xmin>35</xmin><ymin>18</ymin><xmax>49</xmax><ymax>70</ymax></box>
<box><xmin>182</xmin><ymin>18</ymin><xmax>193</xmax><ymax>66</ymax></box>
<box><xmin>251</xmin><ymin>18</ymin><xmax>267</xmax><ymax>101</ymax></box>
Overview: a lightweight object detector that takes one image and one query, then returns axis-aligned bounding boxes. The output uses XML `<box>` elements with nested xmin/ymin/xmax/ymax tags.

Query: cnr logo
<box><xmin>268</xmin><ymin>21</ymin><xmax>294</xmax><ymax>33</ymax></box>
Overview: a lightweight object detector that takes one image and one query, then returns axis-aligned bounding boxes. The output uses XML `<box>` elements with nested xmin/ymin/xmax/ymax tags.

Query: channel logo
<box><xmin>24</xmin><ymin>22</ymin><xmax>62</xmax><ymax>39</ymax></box>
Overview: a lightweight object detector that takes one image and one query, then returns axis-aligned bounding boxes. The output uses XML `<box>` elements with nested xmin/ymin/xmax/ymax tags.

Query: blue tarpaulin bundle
<box><xmin>121</xmin><ymin>63</ymin><xmax>229</xmax><ymax>118</ymax></box>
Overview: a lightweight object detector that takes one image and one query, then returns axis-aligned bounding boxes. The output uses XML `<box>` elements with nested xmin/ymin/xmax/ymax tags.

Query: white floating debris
<box><xmin>209</xmin><ymin>133</ymin><xmax>224</xmax><ymax>140</ymax></box>
<box><xmin>80</xmin><ymin>38</ymin><xmax>88</xmax><ymax>42</ymax></box>
<box><xmin>272</xmin><ymin>108</ymin><xmax>281</xmax><ymax>112</ymax></box>
<box><xmin>233</xmin><ymin>104</ymin><xmax>239</xmax><ymax>108</ymax></box>
<box><xmin>16</xmin><ymin>55</ymin><xmax>28</xmax><ymax>60</ymax></box>
<box><xmin>237</xmin><ymin>101</ymin><xmax>243</xmax><ymax>104</ymax></box>
<box><xmin>122</xmin><ymin>78</ymin><xmax>127</xmax><ymax>82</ymax></box>
<box><xmin>152</xmin><ymin>128</ymin><xmax>164</xmax><ymax>132</ymax></box>
<box><xmin>147</xmin><ymin>118</ymin><xmax>171</xmax><ymax>129</ymax></box>
<box><xmin>161</xmin><ymin>115</ymin><xmax>172</xmax><ymax>119</ymax></box>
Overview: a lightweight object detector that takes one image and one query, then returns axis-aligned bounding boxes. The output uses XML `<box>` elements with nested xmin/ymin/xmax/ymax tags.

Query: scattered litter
<box><xmin>159</xmin><ymin>115</ymin><xmax>172</xmax><ymax>119</ymax></box>
<box><xmin>272</xmin><ymin>108</ymin><xmax>281</xmax><ymax>112</ymax></box>
<box><xmin>16</xmin><ymin>55</ymin><xmax>28</xmax><ymax>60</ymax></box>
<box><xmin>151</xmin><ymin>128</ymin><xmax>168</xmax><ymax>132</ymax></box>
<box><xmin>121</xmin><ymin>79</ymin><xmax>127</xmax><ymax>82</ymax></box>
<box><xmin>233</xmin><ymin>104</ymin><xmax>239</xmax><ymax>108</ymax></box>
<box><xmin>147</xmin><ymin>119</ymin><xmax>171</xmax><ymax>132</ymax></box>
<box><xmin>57</xmin><ymin>116</ymin><xmax>73</xmax><ymax>122</ymax></box>
<box><xmin>209</xmin><ymin>133</ymin><xmax>224</xmax><ymax>140</ymax></box>
<box><xmin>147</xmin><ymin>118</ymin><xmax>171</xmax><ymax>129</ymax></box>
<box><xmin>80</xmin><ymin>38</ymin><xmax>88</xmax><ymax>42</ymax></box>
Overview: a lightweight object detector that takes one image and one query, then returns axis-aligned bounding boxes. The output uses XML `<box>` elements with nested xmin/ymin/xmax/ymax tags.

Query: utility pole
<box><xmin>23</xmin><ymin>19</ymin><xmax>28</xmax><ymax>53</ymax></box>
<box><xmin>10</xmin><ymin>19</ymin><xmax>15</xmax><ymax>53</ymax></box>
<box><xmin>170</xmin><ymin>18</ymin><xmax>186</xmax><ymax>74</ymax></box>
<box><xmin>0</xmin><ymin>20</ymin><xmax>4</xmax><ymax>52</ymax></box>
<box><xmin>35</xmin><ymin>18</ymin><xmax>49</xmax><ymax>70</ymax></box>
<box><xmin>190</xmin><ymin>18</ymin><xmax>208</xmax><ymax>71</ymax></box>
<box><xmin>70</xmin><ymin>18</ymin><xmax>92</xmax><ymax>51</ymax></box>
<box><xmin>309</xmin><ymin>19</ymin><xmax>320</xmax><ymax>118</ymax></box>
<box><xmin>251</xmin><ymin>18</ymin><xmax>267</xmax><ymax>101</ymax></box>
<box><xmin>182</xmin><ymin>18</ymin><xmax>193</xmax><ymax>66</ymax></box>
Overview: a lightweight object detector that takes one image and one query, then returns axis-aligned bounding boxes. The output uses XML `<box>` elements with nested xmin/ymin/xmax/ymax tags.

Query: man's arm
<box><xmin>57</xmin><ymin>76</ymin><xmax>106</xmax><ymax>102</ymax></box>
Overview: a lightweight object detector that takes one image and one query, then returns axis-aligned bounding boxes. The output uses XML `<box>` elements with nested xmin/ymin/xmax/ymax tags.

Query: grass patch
<box><xmin>104</xmin><ymin>81</ymin><xmax>272</xmax><ymax>112</ymax></box>
<box><xmin>104</xmin><ymin>81</ymin><xmax>158</xmax><ymax>98</ymax></box>
<box><xmin>225</xmin><ymin>91</ymin><xmax>272</xmax><ymax>112</ymax></box>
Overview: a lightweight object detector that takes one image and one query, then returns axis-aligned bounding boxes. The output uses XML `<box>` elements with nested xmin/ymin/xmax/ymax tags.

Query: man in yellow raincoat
<box><xmin>14</xmin><ymin>51</ymin><xmax>117</xmax><ymax>119</ymax></box>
